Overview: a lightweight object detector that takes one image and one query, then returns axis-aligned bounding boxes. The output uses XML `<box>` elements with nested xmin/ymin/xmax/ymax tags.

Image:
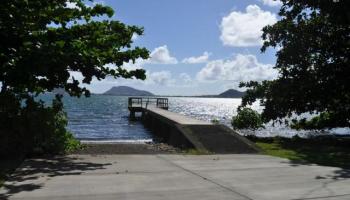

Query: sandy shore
<box><xmin>73</xmin><ymin>142</ymin><xmax>182</xmax><ymax>154</ymax></box>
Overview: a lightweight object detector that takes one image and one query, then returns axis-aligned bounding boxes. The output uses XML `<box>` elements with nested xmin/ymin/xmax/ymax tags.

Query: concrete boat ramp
<box><xmin>1</xmin><ymin>154</ymin><xmax>350</xmax><ymax>200</ymax></box>
<box><xmin>128</xmin><ymin>97</ymin><xmax>259</xmax><ymax>153</ymax></box>
<box><xmin>2</xmin><ymin>98</ymin><xmax>349</xmax><ymax>199</ymax></box>
<box><xmin>143</xmin><ymin>106</ymin><xmax>259</xmax><ymax>153</ymax></box>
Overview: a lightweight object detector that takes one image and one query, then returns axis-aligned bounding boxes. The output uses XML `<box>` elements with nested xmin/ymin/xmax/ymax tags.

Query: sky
<box><xmin>78</xmin><ymin>0</ymin><xmax>282</xmax><ymax>95</ymax></box>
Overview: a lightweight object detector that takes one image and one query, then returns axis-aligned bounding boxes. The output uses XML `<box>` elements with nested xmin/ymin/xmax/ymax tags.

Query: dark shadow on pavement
<box><xmin>285</xmin><ymin>159</ymin><xmax>350</xmax><ymax>180</ymax></box>
<box><xmin>0</xmin><ymin>156</ymin><xmax>111</xmax><ymax>200</ymax></box>
<box><xmin>281</xmin><ymin>159</ymin><xmax>350</xmax><ymax>199</ymax></box>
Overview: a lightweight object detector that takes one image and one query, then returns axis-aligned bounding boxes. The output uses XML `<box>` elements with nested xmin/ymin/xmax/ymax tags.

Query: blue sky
<box><xmin>81</xmin><ymin>0</ymin><xmax>282</xmax><ymax>95</ymax></box>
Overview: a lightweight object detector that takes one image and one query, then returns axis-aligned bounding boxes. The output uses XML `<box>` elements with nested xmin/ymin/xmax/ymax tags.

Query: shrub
<box><xmin>24</xmin><ymin>96</ymin><xmax>81</xmax><ymax>155</ymax></box>
<box><xmin>232</xmin><ymin>108</ymin><xmax>263</xmax><ymax>130</ymax></box>
<box><xmin>290</xmin><ymin>112</ymin><xmax>341</xmax><ymax>130</ymax></box>
<box><xmin>0</xmin><ymin>94</ymin><xmax>81</xmax><ymax>157</ymax></box>
<box><xmin>0</xmin><ymin>92</ymin><xmax>23</xmax><ymax>157</ymax></box>
<box><xmin>211</xmin><ymin>118</ymin><xmax>220</xmax><ymax>124</ymax></box>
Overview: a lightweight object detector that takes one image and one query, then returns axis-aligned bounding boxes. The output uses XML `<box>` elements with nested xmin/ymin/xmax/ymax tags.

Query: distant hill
<box><xmin>218</xmin><ymin>89</ymin><xmax>245</xmax><ymax>98</ymax></box>
<box><xmin>103</xmin><ymin>86</ymin><xmax>154</xmax><ymax>96</ymax></box>
<box><xmin>51</xmin><ymin>88</ymin><xmax>66</xmax><ymax>95</ymax></box>
<box><xmin>194</xmin><ymin>89</ymin><xmax>245</xmax><ymax>98</ymax></box>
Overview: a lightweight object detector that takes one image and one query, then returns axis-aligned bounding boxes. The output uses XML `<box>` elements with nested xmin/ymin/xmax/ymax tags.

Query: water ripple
<box><xmin>39</xmin><ymin>95</ymin><xmax>349</xmax><ymax>140</ymax></box>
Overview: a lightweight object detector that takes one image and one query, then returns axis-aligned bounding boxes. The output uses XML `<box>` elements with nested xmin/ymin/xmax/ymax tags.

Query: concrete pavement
<box><xmin>1</xmin><ymin>154</ymin><xmax>349</xmax><ymax>200</ymax></box>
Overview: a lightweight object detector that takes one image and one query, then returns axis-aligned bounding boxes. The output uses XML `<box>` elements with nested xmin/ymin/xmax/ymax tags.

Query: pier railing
<box><xmin>128</xmin><ymin>97</ymin><xmax>169</xmax><ymax>110</ymax></box>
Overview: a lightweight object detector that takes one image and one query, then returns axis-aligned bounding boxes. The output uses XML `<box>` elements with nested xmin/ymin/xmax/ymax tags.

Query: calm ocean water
<box><xmin>42</xmin><ymin>95</ymin><xmax>349</xmax><ymax>141</ymax></box>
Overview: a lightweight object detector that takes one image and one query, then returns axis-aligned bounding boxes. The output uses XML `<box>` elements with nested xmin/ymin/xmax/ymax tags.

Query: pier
<box><xmin>128</xmin><ymin>97</ymin><xmax>259</xmax><ymax>153</ymax></box>
<box><xmin>128</xmin><ymin>97</ymin><xmax>168</xmax><ymax>119</ymax></box>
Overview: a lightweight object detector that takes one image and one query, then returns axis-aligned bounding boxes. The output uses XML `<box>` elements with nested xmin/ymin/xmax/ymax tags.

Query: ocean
<box><xmin>48</xmin><ymin>95</ymin><xmax>349</xmax><ymax>142</ymax></box>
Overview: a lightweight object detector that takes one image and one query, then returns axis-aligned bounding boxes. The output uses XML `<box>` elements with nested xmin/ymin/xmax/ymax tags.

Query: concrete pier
<box><xmin>128</xmin><ymin>97</ymin><xmax>168</xmax><ymax>120</ymax></box>
<box><xmin>128</xmin><ymin>97</ymin><xmax>259</xmax><ymax>153</ymax></box>
<box><xmin>142</xmin><ymin>106</ymin><xmax>259</xmax><ymax>153</ymax></box>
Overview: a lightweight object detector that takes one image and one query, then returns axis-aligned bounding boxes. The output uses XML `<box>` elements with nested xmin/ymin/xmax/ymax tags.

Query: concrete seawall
<box><xmin>142</xmin><ymin>106</ymin><xmax>259</xmax><ymax>154</ymax></box>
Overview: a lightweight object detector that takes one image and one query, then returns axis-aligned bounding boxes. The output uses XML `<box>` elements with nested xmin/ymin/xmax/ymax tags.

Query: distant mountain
<box><xmin>190</xmin><ymin>89</ymin><xmax>245</xmax><ymax>98</ymax></box>
<box><xmin>103</xmin><ymin>86</ymin><xmax>154</xmax><ymax>96</ymax></box>
<box><xmin>51</xmin><ymin>88</ymin><xmax>66</xmax><ymax>95</ymax></box>
<box><xmin>218</xmin><ymin>89</ymin><xmax>245</xmax><ymax>98</ymax></box>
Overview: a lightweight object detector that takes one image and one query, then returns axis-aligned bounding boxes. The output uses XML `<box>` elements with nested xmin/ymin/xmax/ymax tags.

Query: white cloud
<box><xmin>116</xmin><ymin>45</ymin><xmax>178</xmax><ymax>68</ymax></box>
<box><xmin>113</xmin><ymin>45</ymin><xmax>176</xmax><ymax>72</ymax></box>
<box><xmin>89</xmin><ymin>70</ymin><xmax>174</xmax><ymax>87</ymax></box>
<box><xmin>93</xmin><ymin>0</ymin><xmax>105</xmax><ymax>5</ymax></box>
<box><xmin>182</xmin><ymin>52</ymin><xmax>211</xmax><ymax>64</ymax></box>
<box><xmin>196</xmin><ymin>54</ymin><xmax>277</xmax><ymax>89</ymax></box>
<box><xmin>120</xmin><ymin>58</ymin><xmax>145</xmax><ymax>71</ymax></box>
<box><xmin>69</xmin><ymin>71</ymin><xmax>84</xmax><ymax>82</ymax></box>
<box><xmin>178</xmin><ymin>73</ymin><xmax>192</xmax><ymax>85</ymax></box>
<box><xmin>144</xmin><ymin>71</ymin><xmax>194</xmax><ymax>87</ymax></box>
<box><xmin>131</xmin><ymin>33</ymin><xmax>139</xmax><ymax>41</ymax></box>
<box><xmin>82</xmin><ymin>0</ymin><xmax>105</xmax><ymax>8</ymax></box>
<box><xmin>65</xmin><ymin>2</ymin><xmax>79</xmax><ymax>9</ymax></box>
<box><xmin>146</xmin><ymin>71</ymin><xmax>173</xmax><ymax>85</ymax></box>
<box><xmin>149</xmin><ymin>45</ymin><xmax>178</xmax><ymax>64</ymax></box>
<box><xmin>220</xmin><ymin>5</ymin><xmax>277</xmax><ymax>47</ymax></box>
<box><xmin>259</xmin><ymin>0</ymin><xmax>282</xmax><ymax>7</ymax></box>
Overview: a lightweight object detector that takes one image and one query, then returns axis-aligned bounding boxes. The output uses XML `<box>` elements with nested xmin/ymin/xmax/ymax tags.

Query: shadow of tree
<box><xmin>0</xmin><ymin>156</ymin><xmax>111</xmax><ymax>199</ymax></box>
<box><xmin>285</xmin><ymin>159</ymin><xmax>350</xmax><ymax>180</ymax></box>
<box><xmin>248</xmin><ymin>135</ymin><xmax>350</xmax><ymax>198</ymax></box>
<box><xmin>284</xmin><ymin>159</ymin><xmax>350</xmax><ymax>199</ymax></box>
<box><xmin>331</xmin><ymin>169</ymin><xmax>350</xmax><ymax>180</ymax></box>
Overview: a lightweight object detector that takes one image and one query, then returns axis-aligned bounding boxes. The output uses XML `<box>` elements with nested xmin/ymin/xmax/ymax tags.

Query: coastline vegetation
<box><xmin>0</xmin><ymin>95</ymin><xmax>80</xmax><ymax>157</ymax></box>
<box><xmin>232</xmin><ymin>108</ymin><xmax>263</xmax><ymax>130</ymax></box>
<box><xmin>211</xmin><ymin>118</ymin><xmax>220</xmax><ymax>124</ymax></box>
<box><xmin>290</xmin><ymin>112</ymin><xmax>343</xmax><ymax>130</ymax></box>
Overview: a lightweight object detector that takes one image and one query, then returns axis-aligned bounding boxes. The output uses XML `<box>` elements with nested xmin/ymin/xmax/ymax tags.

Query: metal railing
<box><xmin>128</xmin><ymin>97</ymin><xmax>169</xmax><ymax>110</ymax></box>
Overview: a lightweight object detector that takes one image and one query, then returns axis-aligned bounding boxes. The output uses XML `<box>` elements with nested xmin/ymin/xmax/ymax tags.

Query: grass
<box><xmin>182</xmin><ymin>148</ymin><xmax>212</xmax><ymax>155</ymax></box>
<box><xmin>247</xmin><ymin>135</ymin><xmax>350</xmax><ymax>169</ymax></box>
<box><xmin>0</xmin><ymin>158</ymin><xmax>23</xmax><ymax>187</ymax></box>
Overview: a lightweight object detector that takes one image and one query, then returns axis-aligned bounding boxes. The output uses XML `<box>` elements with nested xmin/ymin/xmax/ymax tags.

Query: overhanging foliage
<box><xmin>240</xmin><ymin>0</ymin><xmax>350</xmax><ymax>128</ymax></box>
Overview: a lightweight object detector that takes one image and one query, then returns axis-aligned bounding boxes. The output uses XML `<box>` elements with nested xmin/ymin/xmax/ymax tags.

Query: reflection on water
<box><xmin>40</xmin><ymin>95</ymin><xmax>349</xmax><ymax>141</ymax></box>
<box><xmin>63</xmin><ymin>95</ymin><xmax>153</xmax><ymax>141</ymax></box>
<box><xmin>169</xmin><ymin>97</ymin><xmax>349</xmax><ymax>138</ymax></box>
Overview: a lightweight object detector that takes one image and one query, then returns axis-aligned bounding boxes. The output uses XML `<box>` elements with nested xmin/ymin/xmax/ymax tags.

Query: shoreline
<box><xmin>79</xmin><ymin>139</ymin><xmax>153</xmax><ymax>144</ymax></box>
<box><xmin>73</xmin><ymin>142</ymin><xmax>182</xmax><ymax>155</ymax></box>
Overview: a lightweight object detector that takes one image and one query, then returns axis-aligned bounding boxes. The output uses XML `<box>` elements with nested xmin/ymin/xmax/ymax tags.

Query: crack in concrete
<box><xmin>291</xmin><ymin>193</ymin><xmax>350</xmax><ymax>200</ymax></box>
<box><xmin>156</xmin><ymin>155</ymin><xmax>254</xmax><ymax>200</ymax></box>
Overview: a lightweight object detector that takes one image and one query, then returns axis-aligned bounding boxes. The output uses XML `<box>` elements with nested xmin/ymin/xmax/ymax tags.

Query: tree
<box><xmin>1</xmin><ymin>0</ymin><xmax>148</xmax><ymax>96</ymax></box>
<box><xmin>0</xmin><ymin>0</ymin><xmax>149</xmax><ymax>155</ymax></box>
<box><xmin>240</xmin><ymin>0</ymin><xmax>350</xmax><ymax>128</ymax></box>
